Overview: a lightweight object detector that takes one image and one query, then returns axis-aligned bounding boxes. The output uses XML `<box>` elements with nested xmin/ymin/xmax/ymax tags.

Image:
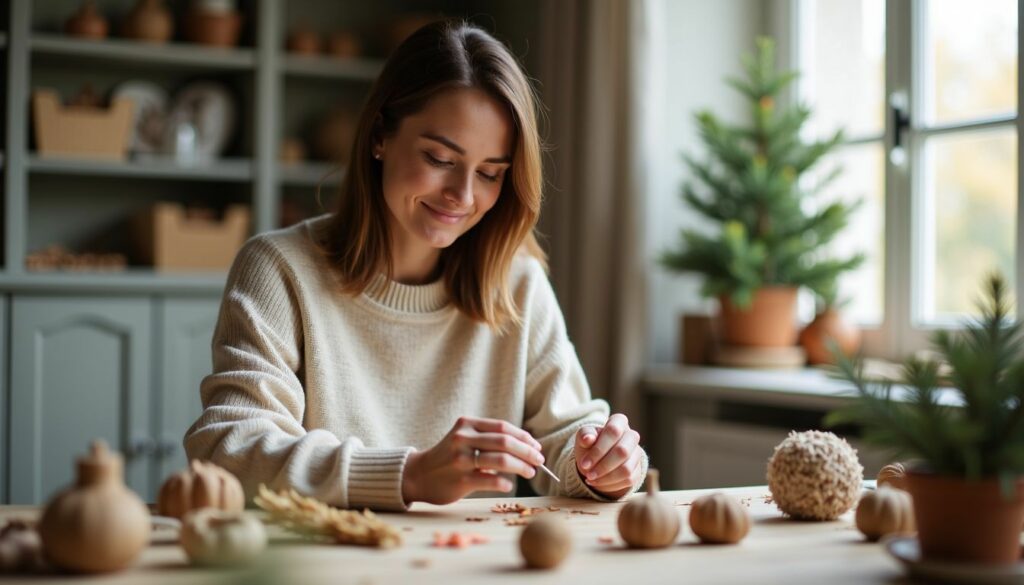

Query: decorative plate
<box><xmin>111</xmin><ymin>80</ymin><xmax>169</xmax><ymax>154</ymax></box>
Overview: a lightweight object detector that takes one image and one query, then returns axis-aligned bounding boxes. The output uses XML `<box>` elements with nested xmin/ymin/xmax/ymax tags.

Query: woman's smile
<box><xmin>421</xmin><ymin>201</ymin><xmax>468</xmax><ymax>224</ymax></box>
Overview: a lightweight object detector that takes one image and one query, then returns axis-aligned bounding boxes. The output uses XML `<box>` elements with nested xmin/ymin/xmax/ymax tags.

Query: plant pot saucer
<box><xmin>885</xmin><ymin>535</ymin><xmax>1024</xmax><ymax>584</ymax></box>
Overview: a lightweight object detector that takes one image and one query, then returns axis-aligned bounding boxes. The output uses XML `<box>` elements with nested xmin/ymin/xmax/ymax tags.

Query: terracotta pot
<box><xmin>65</xmin><ymin>0</ymin><xmax>109</xmax><ymax>39</ymax></box>
<box><xmin>905</xmin><ymin>471</ymin><xmax>1024</xmax><ymax>565</ymax></box>
<box><xmin>287</xmin><ymin>26</ymin><xmax>321</xmax><ymax>55</ymax></box>
<box><xmin>326</xmin><ymin>31</ymin><xmax>362</xmax><ymax>59</ymax></box>
<box><xmin>798</xmin><ymin>308</ymin><xmax>861</xmax><ymax>365</ymax></box>
<box><xmin>718</xmin><ymin>287</ymin><xmax>798</xmax><ymax>347</ymax></box>
<box><xmin>185</xmin><ymin>9</ymin><xmax>241</xmax><ymax>47</ymax></box>
<box><xmin>122</xmin><ymin>0</ymin><xmax>173</xmax><ymax>43</ymax></box>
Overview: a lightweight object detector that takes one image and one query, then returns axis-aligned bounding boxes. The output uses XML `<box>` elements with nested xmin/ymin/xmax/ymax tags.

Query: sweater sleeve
<box><xmin>183</xmin><ymin>237</ymin><xmax>413</xmax><ymax>511</ymax></box>
<box><xmin>519</xmin><ymin>260</ymin><xmax>648</xmax><ymax>501</ymax></box>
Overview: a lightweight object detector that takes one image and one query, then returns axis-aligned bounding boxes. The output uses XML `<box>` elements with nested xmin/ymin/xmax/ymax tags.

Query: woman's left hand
<box><xmin>573</xmin><ymin>413</ymin><xmax>644</xmax><ymax>499</ymax></box>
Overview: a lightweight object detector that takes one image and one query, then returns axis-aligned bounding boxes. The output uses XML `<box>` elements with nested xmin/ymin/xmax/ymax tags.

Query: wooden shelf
<box><xmin>282</xmin><ymin>54</ymin><xmax>383</xmax><ymax>81</ymax></box>
<box><xmin>0</xmin><ymin>269</ymin><xmax>227</xmax><ymax>294</ymax></box>
<box><xmin>30</xmin><ymin>34</ymin><xmax>256</xmax><ymax>70</ymax></box>
<box><xmin>28</xmin><ymin>155</ymin><xmax>254</xmax><ymax>182</ymax></box>
<box><xmin>279</xmin><ymin>162</ymin><xmax>344</xmax><ymax>186</ymax></box>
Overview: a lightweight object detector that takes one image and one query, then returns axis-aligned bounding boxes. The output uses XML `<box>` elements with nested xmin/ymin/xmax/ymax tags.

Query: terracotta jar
<box><xmin>65</xmin><ymin>0</ymin><xmax>109</xmax><ymax>39</ymax></box>
<box><xmin>326</xmin><ymin>31</ymin><xmax>362</xmax><ymax>59</ymax></box>
<box><xmin>122</xmin><ymin>0</ymin><xmax>174</xmax><ymax>43</ymax></box>
<box><xmin>718</xmin><ymin>286</ymin><xmax>799</xmax><ymax>347</ymax></box>
<box><xmin>798</xmin><ymin>308</ymin><xmax>861</xmax><ymax>365</ymax></box>
<box><xmin>287</xmin><ymin>25</ymin><xmax>321</xmax><ymax>55</ymax></box>
<box><xmin>37</xmin><ymin>441</ymin><xmax>150</xmax><ymax>573</ymax></box>
<box><xmin>184</xmin><ymin>5</ymin><xmax>242</xmax><ymax>47</ymax></box>
<box><xmin>905</xmin><ymin>471</ymin><xmax>1024</xmax><ymax>564</ymax></box>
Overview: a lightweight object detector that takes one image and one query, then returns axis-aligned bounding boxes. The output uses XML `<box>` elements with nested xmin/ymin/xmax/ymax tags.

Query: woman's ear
<box><xmin>371</xmin><ymin>113</ymin><xmax>386</xmax><ymax>159</ymax></box>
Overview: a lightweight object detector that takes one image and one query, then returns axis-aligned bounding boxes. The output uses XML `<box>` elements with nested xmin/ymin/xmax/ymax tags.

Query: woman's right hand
<box><xmin>401</xmin><ymin>416</ymin><xmax>546</xmax><ymax>505</ymax></box>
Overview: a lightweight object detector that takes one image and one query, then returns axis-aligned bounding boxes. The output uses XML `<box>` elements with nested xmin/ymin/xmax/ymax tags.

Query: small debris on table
<box><xmin>411</xmin><ymin>558</ymin><xmax>432</xmax><ymax>569</ymax></box>
<box><xmin>675</xmin><ymin>501</ymin><xmax>693</xmax><ymax>507</ymax></box>
<box><xmin>597</xmin><ymin>535</ymin><xmax>616</xmax><ymax>545</ymax></box>
<box><xmin>464</xmin><ymin>517</ymin><xmax>489</xmax><ymax>522</ymax></box>
<box><xmin>503</xmin><ymin>517</ymin><xmax>531</xmax><ymax>527</ymax></box>
<box><xmin>568</xmin><ymin>509</ymin><xmax>599</xmax><ymax>516</ymax></box>
<box><xmin>491</xmin><ymin>502</ymin><xmax>526</xmax><ymax>514</ymax></box>
<box><xmin>432</xmin><ymin>531</ymin><xmax>490</xmax><ymax>548</ymax></box>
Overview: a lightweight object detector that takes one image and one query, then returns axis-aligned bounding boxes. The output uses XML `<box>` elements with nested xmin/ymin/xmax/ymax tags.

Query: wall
<box><xmin>645</xmin><ymin>0</ymin><xmax>768</xmax><ymax>363</ymax></box>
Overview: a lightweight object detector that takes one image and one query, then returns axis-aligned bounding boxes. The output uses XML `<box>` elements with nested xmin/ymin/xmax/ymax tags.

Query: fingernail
<box><xmin>581</xmin><ymin>458</ymin><xmax>592</xmax><ymax>470</ymax></box>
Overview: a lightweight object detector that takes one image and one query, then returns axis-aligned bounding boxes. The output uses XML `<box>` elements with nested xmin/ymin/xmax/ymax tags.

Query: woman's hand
<box><xmin>573</xmin><ymin>413</ymin><xmax>643</xmax><ymax>499</ymax></box>
<box><xmin>402</xmin><ymin>416</ymin><xmax>546</xmax><ymax>505</ymax></box>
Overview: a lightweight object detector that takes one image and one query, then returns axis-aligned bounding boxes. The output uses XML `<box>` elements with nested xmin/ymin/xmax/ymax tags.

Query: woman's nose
<box><xmin>443</xmin><ymin>171</ymin><xmax>474</xmax><ymax>207</ymax></box>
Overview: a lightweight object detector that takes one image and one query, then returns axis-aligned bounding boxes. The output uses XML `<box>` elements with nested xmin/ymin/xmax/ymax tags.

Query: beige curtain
<box><xmin>537</xmin><ymin>0</ymin><xmax>651</xmax><ymax>430</ymax></box>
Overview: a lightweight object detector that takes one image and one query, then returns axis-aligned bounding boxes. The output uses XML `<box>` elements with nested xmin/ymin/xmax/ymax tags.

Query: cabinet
<box><xmin>9</xmin><ymin>296</ymin><xmax>152</xmax><ymax>504</ymax></box>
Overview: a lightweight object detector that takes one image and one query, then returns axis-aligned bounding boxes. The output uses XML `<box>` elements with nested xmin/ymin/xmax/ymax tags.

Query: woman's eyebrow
<box><xmin>421</xmin><ymin>133</ymin><xmax>511</xmax><ymax>164</ymax></box>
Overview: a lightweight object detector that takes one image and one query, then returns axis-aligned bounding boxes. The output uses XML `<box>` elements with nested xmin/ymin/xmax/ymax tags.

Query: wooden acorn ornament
<box><xmin>65</xmin><ymin>0</ymin><xmax>109</xmax><ymax>39</ymax></box>
<box><xmin>855</xmin><ymin>486</ymin><xmax>915</xmax><ymax>542</ymax></box>
<box><xmin>616</xmin><ymin>468</ymin><xmax>680</xmax><ymax>549</ymax></box>
<box><xmin>876</xmin><ymin>462</ymin><xmax>907</xmax><ymax>491</ymax></box>
<box><xmin>519</xmin><ymin>515</ymin><xmax>572</xmax><ymax>569</ymax></box>
<box><xmin>180</xmin><ymin>508</ymin><xmax>267</xmax><ymax>567</ymax></box>
<box><xmin>158</xmin><ymin>460</ymin><xmax>245</xmax><ymax>520</ymax></box>
<box><xmin>689</xmin><ymin>493</ymin><xmax>751</xmax><ymax>544</ymax></box>
<box><xmin>38</xmin><ymin>441</ymin><xmax>151</xmax><ymax>573</ymax></box>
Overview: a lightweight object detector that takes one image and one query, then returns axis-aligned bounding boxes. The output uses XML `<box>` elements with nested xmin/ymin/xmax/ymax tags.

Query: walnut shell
<box><xmin>876</xmin><ymin>463</ymin><xmax>907</xmax><ymax>491</ymax></box>
<box><xmin>855</xmin><ymin>487</ymin><xmax>915</xmax><ymax>542</ymax></box>
<box><xmin>519</xmin><ymin>515</ymin><xmax>571</xmax><ymax>569</ymax></box>
<box><xmin>689</xmin><ymin>493</ymin><xmax>751</xmax><ymax>544</ymax></box>
<box><xmin>158</xmin><ymin>460</ymin><xmax>244</xmax><ymax>520</ymax></box>
<box><xmin>617</xmin><ymin>469</ymin><xmax>680</xmax><ymax>549</ymax></box>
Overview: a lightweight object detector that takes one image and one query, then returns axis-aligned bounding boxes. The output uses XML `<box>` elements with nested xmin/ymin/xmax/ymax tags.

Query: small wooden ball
<box><xmin>519</xmin><ymin>515</ymin><xmax>571</xmax><ymax>569</ymax></box>
<box><xmin>876</xmin><ymin>462</ymin><xmax>907</xmax><ymax>491</ymax></box>
<box><xmin>689</xmin><ymin>493</ymin><xmax>751</xmax><ymax>544</ymax></box>
<box><xmin>855</xmin><ymin>487</ymin><xmax>915</xmax><ymax>542</ymax></box>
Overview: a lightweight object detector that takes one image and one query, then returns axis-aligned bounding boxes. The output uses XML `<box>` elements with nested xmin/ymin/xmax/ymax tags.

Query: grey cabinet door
<box><xmin>10</xmin><ymin>296</ymin><xmax>152</xmax><ymax>504</ymax></box>
<box><xmin>156</xmin><ymin>297</ymin><xmax>220</xmax><ymax>483</ymax></box>
<box><xmin>0</xmin><ymin>295</ymin><xmax>7</xmax><ymax>504</ymax></box>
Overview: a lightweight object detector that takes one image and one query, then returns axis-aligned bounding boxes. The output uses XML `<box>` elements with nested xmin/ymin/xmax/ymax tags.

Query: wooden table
<box><xmin>2</xmin><ymin>486</ymin><xmax>907</xmax><ymax>584</ymax></box>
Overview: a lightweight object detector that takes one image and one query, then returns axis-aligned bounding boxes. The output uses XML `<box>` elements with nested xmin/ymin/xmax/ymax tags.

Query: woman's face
<box><xmin>376</xmin><ymin>87</ymin><xmax>514</xmax><ymax>255</ymax></box>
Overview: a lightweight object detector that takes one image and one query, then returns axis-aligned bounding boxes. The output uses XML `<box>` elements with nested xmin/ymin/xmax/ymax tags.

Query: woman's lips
<box><xmin>422</xmin><ymin>202</ymin><xmax>467</xmax><ymax>224</ymax></box>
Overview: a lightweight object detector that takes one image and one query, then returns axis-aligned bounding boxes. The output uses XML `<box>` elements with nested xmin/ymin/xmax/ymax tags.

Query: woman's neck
<box><xmin>389</xmin><ymin>236</ymin><xmax>442</xmax><ymax>285</ymax></box>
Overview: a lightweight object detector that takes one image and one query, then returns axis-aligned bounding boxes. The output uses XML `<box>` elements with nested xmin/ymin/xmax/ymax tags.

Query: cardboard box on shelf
<box><xmin>33</xmin><ymin>89</ymin><xmax>134</xmax><ymax>160</ymax></box>
<box><xmin>133</xmin><ymin>203</ymin><xmax>250</xmax><ymax>271</ymax></box>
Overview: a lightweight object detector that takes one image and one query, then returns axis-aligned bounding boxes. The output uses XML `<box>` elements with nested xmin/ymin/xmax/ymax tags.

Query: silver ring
<box><xmin>473</xmin><ymin>448</ymin><xmax>481</xmax><ymax>470</ymax></box>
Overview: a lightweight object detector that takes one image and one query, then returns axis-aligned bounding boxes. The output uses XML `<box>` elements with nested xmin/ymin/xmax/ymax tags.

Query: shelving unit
<box><xmin>28</xmin><ymin>155</ymin><xmax>254</xmax><ymax>182</ymax></box>
<box><xmin>30</xmin><ymin>33</ymin><xmax>257</xmax><ymax>70</ymax></box>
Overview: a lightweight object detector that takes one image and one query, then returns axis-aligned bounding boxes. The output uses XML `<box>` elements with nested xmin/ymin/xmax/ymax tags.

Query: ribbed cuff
<box><xmin>346</xmin><ymin>447</ymin><xmax>414</xmax><ymax>511</ymax></box>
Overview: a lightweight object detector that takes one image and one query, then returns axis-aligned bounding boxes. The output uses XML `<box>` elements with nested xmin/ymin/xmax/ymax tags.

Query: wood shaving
<box><xmin>675</xmin><ymin>501</ymin><xmax>693</xmax><ymax>506</ymax></box>
<box><xmin>254</xmin><ymin>484</ymin><xmax>402</xmax><ymax>548</ymax></box>
<box><xmin>464</xmin><ymin>517</ymin><xmax>489</xmax><ymax>522</ymax></box>
<box><xmin>568</xmin><ymin>509</ymin><xmax>599</xmax><ymax>515</ymax></box>
<box><xmin>432</xmin><ymin>531</ymin><xmax>489</xmax><ymax>548</ymax></box>
<box><xmin>411</xmin><ymin>558</ymin><xmax>431</xmax><ymax>568</ymax></box>
<box><xmin>547</xmin><ymin>506</ymin><xmax>561</xmax><ymax>512</ymax></box>
<box><xmin>597</xmin><ymin>536</ymin><xmax>615</xmax><ymax>545</ymax></box>
<box><xmin>402</xmin><ymin>526</ymin><xmax>415</xmax><ymax>532</ymax></box>
<box><xmin>503</xmin><ymin>517</ymin><xmax>530</xmax><ymax>527</ymax></box>
<box><xmin>763</xmin><ymin>494</ymin><xmax>774</xmax><ymax>504</ymax></box>
<box><xmin>519</xmin><ymin>507</ymin><xmax>547</xmax><ymax>517</ymax></box>
<box><xmin>490</xmin><ymin>502</ymin><xmax>526</xmax><ymax>514</ymax></box>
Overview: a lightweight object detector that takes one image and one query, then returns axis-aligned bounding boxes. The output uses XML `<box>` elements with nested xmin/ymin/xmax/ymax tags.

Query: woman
<box><xmin>185</xmin><ymin>20</ymin><xmax>648</xmax><ymax>511</ymax></box>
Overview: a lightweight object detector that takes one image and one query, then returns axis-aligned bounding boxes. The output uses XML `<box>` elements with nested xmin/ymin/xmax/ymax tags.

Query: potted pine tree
<box><xmin>660</xmin><ymin>37</ymin><xmax>863</xmax><ymax>347</ymax></box>
<box><xmin>828</xmin><ymin>273</ymin><xmax>1024</xmax><ymax>565</ymax></box>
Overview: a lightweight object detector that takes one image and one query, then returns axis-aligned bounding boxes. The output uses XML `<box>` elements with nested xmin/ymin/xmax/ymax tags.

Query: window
<box><xmin>790</xmin><ymin>0</ymin><xmax>1020</xmax><ymax>357</ymax></box>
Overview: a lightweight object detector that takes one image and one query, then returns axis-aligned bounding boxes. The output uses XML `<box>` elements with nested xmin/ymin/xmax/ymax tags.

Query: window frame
<box><xmin>779</xmin><ymin>0</ymin><xmax>1024</xmax><ymax>360</ymax></box>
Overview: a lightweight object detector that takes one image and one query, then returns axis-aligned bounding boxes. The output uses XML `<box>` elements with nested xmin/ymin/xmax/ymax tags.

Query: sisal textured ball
<box><xmin>766</xmin><ymin>430</ymin><xmax>863</xmax><ymax>521</ymax></box>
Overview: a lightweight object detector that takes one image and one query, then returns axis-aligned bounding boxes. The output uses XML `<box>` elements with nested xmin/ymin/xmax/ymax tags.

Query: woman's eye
<box><xmin>477</xmin><ymin>170</ymin><xmax>500</xmax><ymax>183</ymax></box>
<box><xmin>423</xmin><ymin>152</ymin><xmax>454</xmax><ymax>167</ymax></box>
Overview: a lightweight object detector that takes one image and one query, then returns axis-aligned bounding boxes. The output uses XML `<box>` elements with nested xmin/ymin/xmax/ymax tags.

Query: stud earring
<box><xmin>373</xmin><ymin>152</ymin><xmax>382</xmax><ymax>160</ymax></box>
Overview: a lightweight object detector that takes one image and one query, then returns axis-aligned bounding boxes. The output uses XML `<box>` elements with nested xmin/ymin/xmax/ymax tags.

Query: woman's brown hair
<box><xmin>320</xmin><ymin>19</ymin><xmax>546</xmax><ymax>329</ymax></box>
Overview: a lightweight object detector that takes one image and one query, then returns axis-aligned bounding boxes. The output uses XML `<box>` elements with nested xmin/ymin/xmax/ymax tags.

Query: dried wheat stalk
<box><xmin>254</xmin><ymin>484</ymin><xmax>402</xmax><ymax>548</ymax></box>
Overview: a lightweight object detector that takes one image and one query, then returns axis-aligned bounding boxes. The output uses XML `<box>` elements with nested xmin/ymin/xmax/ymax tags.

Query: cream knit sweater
<box><xmin>184</xmin><ymin>215</ymin><xmax>647</xmax><ymax>510</ymax></box>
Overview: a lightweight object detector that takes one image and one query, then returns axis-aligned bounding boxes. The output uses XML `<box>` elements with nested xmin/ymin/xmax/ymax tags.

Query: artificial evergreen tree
<box><xmin>660</xmin><ymin>37</ymin><xmax>864</xmax><ymax>309</ymax></box>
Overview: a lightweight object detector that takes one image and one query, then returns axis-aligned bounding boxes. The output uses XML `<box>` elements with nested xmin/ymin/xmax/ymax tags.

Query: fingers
<box><xmin>461</xmin><ymin>417</ymin><xmax>542</xmax><ymax>451</ymax></box>
<box><xmin>577</xmin><ymin>414</ymin><xmax>630</xmax><ymax>474</ymax></box>
<box><xmin>464</xmin><ymin>471</ymin><xmax>514</xmax><ymax>493</ymax></box>
<box><xmin>468</xmin><ymin>432</ymin><xmax>545</xmax><ymax>467</ymax></box>
<box><xmin>576</xmin><ymin>426</ymin><xmax>599</xmax><ymax>449</ymax></box>
<box><xmin>475</xmin><ymin>450</ymin><xmax>537</xmax><ymax>479</ymax></box>
<box><xmin>586</xmin><ymin>447</ymin><xmax>643</xmax><ymax>493</ymax></box>
<box><xmin>585</xmin><ymin>426</ymin><xmax>640</xmax><ymax>482</ymax></box>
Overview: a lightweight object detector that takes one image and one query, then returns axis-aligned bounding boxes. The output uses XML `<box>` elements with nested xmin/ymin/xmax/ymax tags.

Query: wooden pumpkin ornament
<box><xmin>616</xmin><ymin>469</ymin><xmax>680</xmax><ymax>549</ymax></box>
<box><xmin>38</xmin><ymin>441</ymin><xmax>151</xmax><ymax>573</ymax></box>
<box><xmin>519</xmin><ymin>515</ymin><xmax>571</xmax><ymax>569</ymax></box>
<box><xmin>180</xmin><ymin>508</ymin><xmax>267</xmax><ymax>567</ymax></box>
<box><xmin>689</xmin><ymin>493</ymin><xmax>751</xmax><ymax>544</ymax></box>
<box><xmin>158</xmin><ymin>460</ymin><xmax>245</xmax><ymax>520</ymax></box>
<box><xmin>855</xmin><ymin>487</ymin><xmax>915</xmax><ymax>542</ymax></box>
<box><xmin>875</xmin><ymin>462</ymin><xmax>907</xmax><ymax>491</ymax></box>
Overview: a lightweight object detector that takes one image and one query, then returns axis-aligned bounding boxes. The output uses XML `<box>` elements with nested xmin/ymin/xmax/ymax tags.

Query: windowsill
<box><xmin>643</xmin><ymin>364</ymin><xmax>964</xmax><ymax>409</ymax></box>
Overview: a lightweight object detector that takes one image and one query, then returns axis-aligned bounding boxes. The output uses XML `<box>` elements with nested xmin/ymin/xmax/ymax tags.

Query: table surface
<box><xmin>1</xmin><ymin>485</ymin><xmax>912</xmax><ymax>585</ymax></box>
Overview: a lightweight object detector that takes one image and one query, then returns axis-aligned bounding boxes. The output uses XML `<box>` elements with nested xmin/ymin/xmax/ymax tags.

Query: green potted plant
<box><xmin>660</xmin><ymin>37</ymin><xmax>863</xmax><ymax>347</ymax></box>
<box><xmin>827</xmin><ymin>273</ymin><xmax>1024</xmax><ymax>565</ymax></box>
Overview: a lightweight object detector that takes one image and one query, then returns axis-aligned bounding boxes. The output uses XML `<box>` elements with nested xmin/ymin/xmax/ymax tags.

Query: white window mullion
<box><xmin>1018</xmin><ymin>0</ymin><xmax>1024</xmax><ymax>319</ymax></box>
